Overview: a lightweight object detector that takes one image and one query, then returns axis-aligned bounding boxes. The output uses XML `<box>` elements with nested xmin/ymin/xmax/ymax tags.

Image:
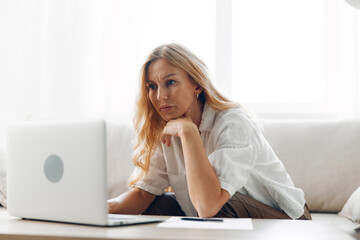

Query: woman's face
<box><xmin>146</xmin><ymin>58</ymin><xmax>200</xmax><ymax>122</ymax></box>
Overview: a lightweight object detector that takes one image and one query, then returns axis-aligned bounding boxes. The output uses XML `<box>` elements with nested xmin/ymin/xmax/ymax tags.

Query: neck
<box><xmin>191</xmin><ymin>100</ymin><xmax>204</xmax><ymax>128</ymax></box>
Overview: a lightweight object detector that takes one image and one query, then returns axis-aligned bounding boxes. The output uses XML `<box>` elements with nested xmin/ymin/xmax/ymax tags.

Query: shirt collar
<box><xmin>199</xmin><ymin>102</ymin><xmax>216</xmax><ymax>132</ymax></box>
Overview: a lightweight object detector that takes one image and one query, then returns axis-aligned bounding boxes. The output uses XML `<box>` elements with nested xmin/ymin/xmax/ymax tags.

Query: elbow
<box><xmin>193</xmin><ymin>190</ymin><xmax>230</xmax><ymax>218</ymax></box>
<box><xmin>198</xmin><ymin>211</ymin><xmax>217</xmax><ymax>218</ymax></box>
<box><xmin>195</xmin><ymin>203</ymin><xmax>222</xmax><ymax>218</ymax></box>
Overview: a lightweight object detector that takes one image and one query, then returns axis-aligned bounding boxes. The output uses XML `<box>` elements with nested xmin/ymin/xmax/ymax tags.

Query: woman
<box><xmin>108</xmin><ymin>43</ymin><xmax>311</xmax><ymax>220</ymax></box>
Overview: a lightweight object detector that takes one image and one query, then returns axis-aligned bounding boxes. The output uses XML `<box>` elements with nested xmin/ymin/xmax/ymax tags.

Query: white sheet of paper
<box><xmin>157</xmin><ymin>217</ymin><xmax>253</xmax><ymax>230</ymax></box>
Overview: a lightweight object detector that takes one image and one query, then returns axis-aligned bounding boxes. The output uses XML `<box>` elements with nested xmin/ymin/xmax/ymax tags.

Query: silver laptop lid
<box><xmin>7</xmin><ymin>119</ymin><xmax>108</xmax><ymax>225</ymax></box>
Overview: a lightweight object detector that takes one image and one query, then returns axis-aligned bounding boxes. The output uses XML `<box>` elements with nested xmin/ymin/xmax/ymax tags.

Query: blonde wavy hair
<box><xmin>129</xmin><ymin>43</ymin><xmax>237</xmax><ymax>187</ymax></box>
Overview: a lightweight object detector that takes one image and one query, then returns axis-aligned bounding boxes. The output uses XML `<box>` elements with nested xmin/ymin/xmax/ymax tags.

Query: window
<box><xmin>216</xmin><ymin>0</ymin><xmax>359</xmax><ymax>119</ymax></box>
<box><xmin>232</xmin><ymin>0</ymin><xmax>325</xmax><ymax>104</ymax></box>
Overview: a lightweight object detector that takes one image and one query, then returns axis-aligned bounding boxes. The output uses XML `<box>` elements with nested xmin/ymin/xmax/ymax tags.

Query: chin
<box><xmin>159</xmin><ymin>113</ymin><xmax>179</xmax><ymax>122</ymax></box>
<box><xmin>162</xmin><ymin>116</ymin><xmax>174</xmax><ymax>122</ymax></box>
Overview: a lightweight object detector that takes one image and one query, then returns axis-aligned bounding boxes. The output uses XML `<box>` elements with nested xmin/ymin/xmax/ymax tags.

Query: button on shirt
<box><xmin>135</xmin><ymin>103</ymin><xmax>306</xmax><ymax>219</ymax></box>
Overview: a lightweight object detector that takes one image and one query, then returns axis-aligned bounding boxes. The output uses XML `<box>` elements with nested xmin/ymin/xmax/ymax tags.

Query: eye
<box><xmin>166</xmin><ymin>80</ymin><xmax>176</xmax><ymax>87</ymax></box>
<box><xmin>147</xmin><ymin>83</ymin><xmax>157</xmax><ymax>90</ymax></box>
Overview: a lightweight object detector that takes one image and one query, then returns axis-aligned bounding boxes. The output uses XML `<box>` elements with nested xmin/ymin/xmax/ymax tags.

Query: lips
<box><xmin>159</xmin><ymin>105</ymin><xmax>174</xmax><ymax>112</ymax></box>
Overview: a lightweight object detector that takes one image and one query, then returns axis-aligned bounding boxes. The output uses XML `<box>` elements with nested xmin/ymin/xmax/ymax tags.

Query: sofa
<box><xmin>105</xmin><ymin>120</ymin><xmax>360</xmax><ymax>239</ymax></box>
<box><xmin>1</xmin><ymin>119</ymin><xmax>360</xmax><ymax>239</ymax></box>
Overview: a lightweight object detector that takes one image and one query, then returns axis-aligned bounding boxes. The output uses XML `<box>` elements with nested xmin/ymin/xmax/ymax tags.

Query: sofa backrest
<box><xmin>106</xmin><ymin>120</ymin><xmax>360</xmax><ymax>213</ymax></box>
<box><xmin>261</xmin><ymin>119</ymin><xmax>360</xmax><ymax>212</ymax></box>
<box><xmin>106</xmin><ymin>122</ymin><xmax>135</xmax><ymax>199</ymax></box>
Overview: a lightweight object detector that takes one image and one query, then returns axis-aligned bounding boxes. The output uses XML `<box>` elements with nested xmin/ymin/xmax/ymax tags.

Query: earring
<box><xmin>197</xmin><ymin>93</ymin><xmax>199</xmax><ymax>98</ymax></box>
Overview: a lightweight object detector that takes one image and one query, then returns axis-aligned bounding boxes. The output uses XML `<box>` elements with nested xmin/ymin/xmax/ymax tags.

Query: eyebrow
<box><xmin>147</xmin><ymin>73</ymin><xmax>177</xmax><ymax>83</ymax></box>
<box><xmin>163</xmin><ymin>73</ymin><xmax>176</xmax><ymax>79</ymax></box>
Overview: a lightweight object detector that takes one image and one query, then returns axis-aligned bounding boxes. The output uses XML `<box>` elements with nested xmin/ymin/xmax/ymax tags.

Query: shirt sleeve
<box><xmin>133</xmin><ymin>146</ymin><xmax>170</xmax><ymax>196</ymax></box>
<box><xmin>207</xmin><ymin>115</ymin><xmax>260</xmax><ymax>197</ymax></box>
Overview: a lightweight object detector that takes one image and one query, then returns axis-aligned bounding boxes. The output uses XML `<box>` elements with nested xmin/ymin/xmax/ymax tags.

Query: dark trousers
<box><xmin>143</xmin><ymin>192</ymin><xmax>312</xmax><ymax>220</ymax></box>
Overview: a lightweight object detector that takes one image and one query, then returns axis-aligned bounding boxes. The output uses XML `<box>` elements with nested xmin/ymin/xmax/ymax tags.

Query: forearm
<box><xmin>108</xmin><ymin>187</ymin><xmax>156</xmax><ymax>214</ymax></box>
<box><xmin>180</xmin><ymin>125</ymin><xmax>230</xmax><ymax>217</ymax></box>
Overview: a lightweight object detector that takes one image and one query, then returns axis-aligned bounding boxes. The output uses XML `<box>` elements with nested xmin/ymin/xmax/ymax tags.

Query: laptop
<box><xmin>6</xmin><ymin>119</ymin><xmax>163</xmax><ymax>226</ymax></box>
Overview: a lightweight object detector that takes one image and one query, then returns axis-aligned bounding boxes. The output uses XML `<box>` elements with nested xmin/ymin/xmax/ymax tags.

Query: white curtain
<box><xmin>0</xmin><ymin>0</ymin><xmax>216</xmax><ymax>148</ymax></box>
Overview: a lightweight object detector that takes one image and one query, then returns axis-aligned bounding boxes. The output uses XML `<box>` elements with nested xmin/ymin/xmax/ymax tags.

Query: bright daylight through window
<box><xmin>231</xmin><ymin>0</ymin><xmax>325</xmax><ymax>104</ymax></box>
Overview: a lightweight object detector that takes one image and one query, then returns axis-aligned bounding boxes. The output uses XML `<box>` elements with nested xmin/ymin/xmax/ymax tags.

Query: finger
<box><xmin>166</xmin><ymin>135</ymin><xmax>171</xmax><ymax>147</ymax></box>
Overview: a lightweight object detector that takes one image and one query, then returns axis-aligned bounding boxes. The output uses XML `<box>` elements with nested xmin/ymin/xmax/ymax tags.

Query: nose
<box><xmin>157</xmin><ymin>86</ymin><xmax>168</xmax><ymax>101</ymax></box>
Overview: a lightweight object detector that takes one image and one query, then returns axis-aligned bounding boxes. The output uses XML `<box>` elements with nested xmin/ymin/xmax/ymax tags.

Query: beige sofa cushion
<box><xmin>261</xmin><ymin>120</ymin><xmax>360</xmax><ymax>212</ymax></box>
<box><xmin>339</xmin><ymin>186</ymin><xmax>360</xmax><ymax>230</ymax></box>
<box><xmin>106</xmin><ymin>122</ymin><xmax>135</xmax><ymax>199</ymax></box>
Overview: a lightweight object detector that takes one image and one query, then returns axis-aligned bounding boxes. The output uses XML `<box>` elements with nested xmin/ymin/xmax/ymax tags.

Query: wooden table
<box><xmin>0</xmin><ymin>208</ymin><xmax>355</xmax><ymax>240</ymax></box>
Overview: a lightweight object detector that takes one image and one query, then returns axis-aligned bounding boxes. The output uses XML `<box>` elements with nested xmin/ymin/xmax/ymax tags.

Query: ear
<box><xmin>194</xmin><ymin>85</ymin><xmax>202</xmax><ymax>95</ymax></box>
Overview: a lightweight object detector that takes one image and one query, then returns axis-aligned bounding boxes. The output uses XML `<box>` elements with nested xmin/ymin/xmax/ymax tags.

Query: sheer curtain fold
<box><xmin>0</xmin><ymin>1</ymin><xmax>143</xmax><ymax>125</ymax></box>
<box><xmin>0</xmin><ymin>0</ymin><xmax>216</xmax><ymax>123</ymax></box>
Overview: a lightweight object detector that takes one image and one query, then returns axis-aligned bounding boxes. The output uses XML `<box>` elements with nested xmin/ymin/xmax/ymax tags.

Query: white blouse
<box><xmin>135</xmin><ymin>103</ymin><xmax>306</xmax><ymax>219</ymax></box>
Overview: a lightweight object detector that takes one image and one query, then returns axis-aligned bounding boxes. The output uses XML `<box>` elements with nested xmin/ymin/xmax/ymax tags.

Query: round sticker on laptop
<box><xmin>44</xmin><ymin>154</ymin><xmax>64</xmax><ymax>183</ymax></box>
